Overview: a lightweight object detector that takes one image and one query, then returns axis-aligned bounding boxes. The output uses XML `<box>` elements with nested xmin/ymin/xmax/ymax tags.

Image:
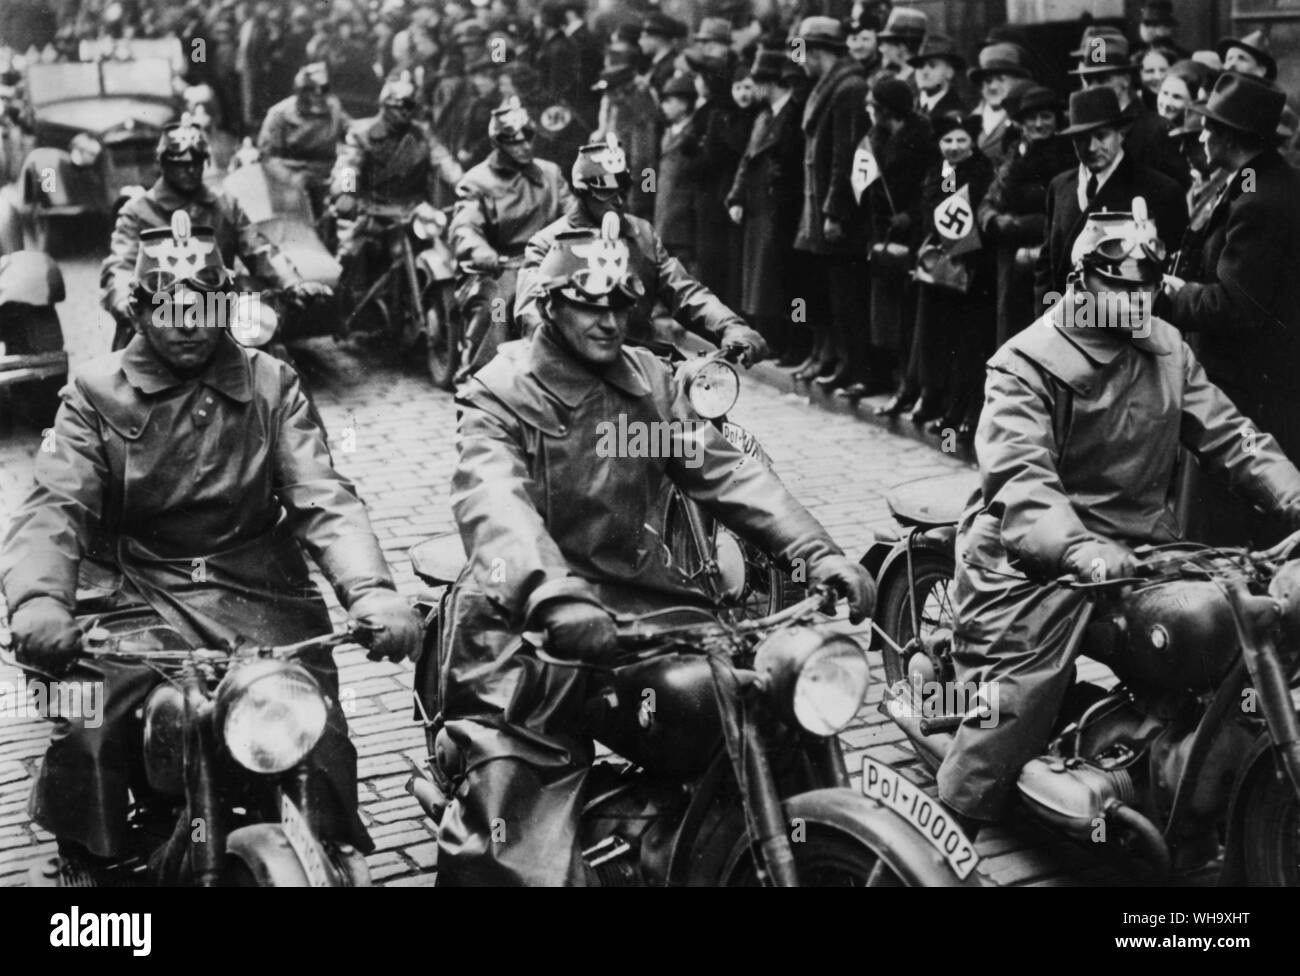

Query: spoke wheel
<box><xmin>877</xmin><ymin>548</ymin><xmax>957</xmax><ymax>687</ymax></box>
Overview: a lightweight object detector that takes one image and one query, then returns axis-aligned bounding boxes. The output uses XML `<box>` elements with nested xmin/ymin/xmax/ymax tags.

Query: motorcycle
<box><xmin>5</xmin><ymin>610</ymin><xmax>373</xmax><ymax>887</ymax></box>
<box><xmin>108</xmin><ymin>156</ymin><xmax>341</xmax><ymax>353</ymax></box>
<box><xmin>0</xmin><ymin>247</ymin><xmax>67</xmax><ymax>429</ymax></box>
<box><xmin>402</xmin><ymin>570</ymin><xmax>981</xmax><ymax>887</ymax></box>
<box><xmin>338</xmin><ymin>200</ymin><xmax>457</xmax><ymax>389</ymax></box>
<box><xmin>872</xmin><ymin>523</ymin><xmax>1300</xmax><ymax>884</ymax></box>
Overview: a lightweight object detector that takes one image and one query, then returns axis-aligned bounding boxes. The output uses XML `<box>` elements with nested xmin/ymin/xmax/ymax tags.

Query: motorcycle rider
<box><xmin>435</xmin><ymin>223</ymin><xmax>876</xmax><ymax>885</ymax></box>
<box><xmin>449</xmin><ymin>97</ymin><xmax>573</xmax><ymax>381</ymax></box>
<box><xmin>331</xmin><ymin>71</ymin><xmax>462</xmax><ymax>314</ymax></box>
<box><xmin>515</xmin><ymin>138</ymin><xmax>769</xmax><ymax>362</ymax></box>
<box><xmin>936</xmin><ymin>206</ymin><xmax>1300</xmax><ymax>834</ymax></box>
<box><xmin>2</xmin><ymin>215</ymin><xmax>421</xmax><ymax>880</ymax></box>
<box><xmin>101</xmin><ymin>119</ymin><xmax>329</xmax><ymax>350</ymax></box>
<box><xmin>257</xmin><ymin>61</ymin><xmax>352</xmax><ymax>219</ymax></box>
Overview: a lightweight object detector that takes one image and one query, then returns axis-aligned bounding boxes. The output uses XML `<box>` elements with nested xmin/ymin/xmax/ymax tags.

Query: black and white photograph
<box><xmin>0</xmin><ymin>0</ymin><xmax>1294</xmax><ymax>931</ymax></box>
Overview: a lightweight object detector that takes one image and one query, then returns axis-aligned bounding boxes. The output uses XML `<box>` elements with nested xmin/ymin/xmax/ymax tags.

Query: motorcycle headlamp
<box><xmin>679</xmin><ymin>356</ymin><xmax>739</xmax><ymax>419</ymax></box>
<box><xmin>411</xmin><ymin>202</ymin><xmax>447</xmax><ymax>241</ymax></box>
<box><xmin>230</xmin><ymin>292</ymin><xmax>279</xmax><ymax>347</ymax></box>
<box><xmin>754</xmin><ymin>628</ymin><xmax>871</xmax><ymax>736</ymax></box>
<box><xmin>216</xmin><ymin>660</ymin><xmax>328</xmax><ymax>774</ymax></box>
<box><xmin>69</xmin><ymin>133</ymin><xmax>102</xmax><ymax>167</ymax></box>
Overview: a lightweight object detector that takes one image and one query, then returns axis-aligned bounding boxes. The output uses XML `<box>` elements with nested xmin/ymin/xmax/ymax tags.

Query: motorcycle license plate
<box><xmin>861</xmin><ymin>758</ymin><xmax>980</xmax><ymax>880</ymax></box>
<box><xmin>280</xmin><ymin>794</ymin><xmax>334</xmax><ymax>887</ymax></box>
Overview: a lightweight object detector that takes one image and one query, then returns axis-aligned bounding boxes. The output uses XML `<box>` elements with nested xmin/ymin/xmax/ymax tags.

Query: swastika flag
<box><xmin>851</xmin><ymin>144</ymin><xmax>880</xmax><ymax>202</ymax></box>
<box><xmin>933</xmin><ymin>184</ymin><xmax>982</xmax><ymax>256</ymax></box>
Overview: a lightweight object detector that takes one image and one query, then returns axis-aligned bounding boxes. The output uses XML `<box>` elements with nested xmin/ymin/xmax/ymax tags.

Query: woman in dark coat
<box><xmin>909</xmin><ymin>112</ymin><xmax>996</xmax><ymax>438</ymax></box>
<box><xmin>976</xmin><ymin>83</ymin><xmax>1075</xmax><ymax>346</ymax></box>
<box><xmin>687</xmin><ymin>50</ymin><xmax>748</xmax><ymax>307</ymax></box>
<box><xmin>726</xmin><ymin>51</ymin><xmax>808</xmax><ymax>362</ymax></box>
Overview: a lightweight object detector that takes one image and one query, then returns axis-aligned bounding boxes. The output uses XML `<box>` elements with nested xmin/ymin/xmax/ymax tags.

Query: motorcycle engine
<box><xmin>1016</xmin><ymin>690</ymin><xmax>1161</xmax><ymax>838</ymax></box>
<box><xmin>579</xmin><ymin>767</ymin><xmax>682</xmax><ymax>886</ymax></box>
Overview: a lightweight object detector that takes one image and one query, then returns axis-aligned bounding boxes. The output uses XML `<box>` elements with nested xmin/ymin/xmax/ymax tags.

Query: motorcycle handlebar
<box><xmin>532</xmin><ymin>584</ymin><xmax>842</xmax><ymax>668</ymax></box>
<box><xmin>74</xmin><ymin>625</ymin><xmax>365</xmax><ymax>665</ymax></box>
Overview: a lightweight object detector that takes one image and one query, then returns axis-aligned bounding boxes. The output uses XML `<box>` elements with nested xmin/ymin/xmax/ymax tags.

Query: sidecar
<box><xmin>221</xmin><ymin>158</ymin><xmax>342</xmax><ymax>340</ymax></box>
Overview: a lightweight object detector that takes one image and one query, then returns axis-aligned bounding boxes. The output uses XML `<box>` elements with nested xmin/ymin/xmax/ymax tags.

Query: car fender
<box><xmin>224</xmin><ymin>824</ymin><xmax>316</xmax><ymax>886</ymax></box>
<box><xmin>783</xmin><ymin>787</ymin><xmax>984</xmax><ymax>887</ymax></box>
<box><xmin>21</xmin><ymin>147</ymin><xmax>78</xmax><ymax>207</ymax></box>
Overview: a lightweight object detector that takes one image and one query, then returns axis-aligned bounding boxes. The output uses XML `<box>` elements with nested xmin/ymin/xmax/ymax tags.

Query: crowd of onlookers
<box><xmin>4</xmin><ymin>0</ymin><xmax>1300</xmax><ymax>448</ymax></box>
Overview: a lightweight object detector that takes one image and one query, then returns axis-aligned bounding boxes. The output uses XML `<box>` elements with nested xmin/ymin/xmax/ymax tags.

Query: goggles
<box><xmin>553</xmin><ymin>267</ymin><xmax>645</xmax><ymax>307</ymax></box>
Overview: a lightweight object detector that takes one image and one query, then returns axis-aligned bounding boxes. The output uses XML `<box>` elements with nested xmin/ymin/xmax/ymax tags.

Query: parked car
<box><xmin>14</xmin><ymin>52</ymin><xmax>179</xmax><ymax>252</ymax></box>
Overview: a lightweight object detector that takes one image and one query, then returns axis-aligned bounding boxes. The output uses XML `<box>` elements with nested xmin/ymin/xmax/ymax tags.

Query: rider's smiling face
<box><xmin>548</xmin><ymin>295</ymin><xmax>629</xmax><ymax>366</ymax></box>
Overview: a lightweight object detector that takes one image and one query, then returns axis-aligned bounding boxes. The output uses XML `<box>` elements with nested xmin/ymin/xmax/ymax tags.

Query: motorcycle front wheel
<box><xmin>1234</xmin><ymin>753</ymin><xmax>1300</xmax><ymax>885</ymax></box>
<box><xmin>424</xmin><ymin>291</ymin><xmax>457</xmax><ymax>391</ymax></box>
<box><xmin>725</xmin><ymin>826</ymin><xmax>909</xmax><ymax>886</ymax></box>
<box><xmin>877</xmin><ymin>547</ymin><xmax>956</xmax><ymax>686</ymax></box>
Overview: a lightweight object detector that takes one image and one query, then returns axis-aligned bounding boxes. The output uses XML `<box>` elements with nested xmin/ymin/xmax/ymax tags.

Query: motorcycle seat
<box><xmin>409</xmin><ymin>532</ymin><xmax>467</xmax><ymax>586</ymax></box>
<box><xmin>886</xmin><ymin>471</ymin><xmax>980</xmax><ymax>529</ymax></box>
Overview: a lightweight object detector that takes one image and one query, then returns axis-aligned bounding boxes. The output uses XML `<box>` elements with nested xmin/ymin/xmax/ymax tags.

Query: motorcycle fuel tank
<box><xmin>1109</xmin><ymin>580</ymin><xmax>1240</xmax><ymax>694</ymax></box>
<box><xmin>586</xmin><ymin>655</ymin><xmax>722</xmax><ymax>781</ymax></box>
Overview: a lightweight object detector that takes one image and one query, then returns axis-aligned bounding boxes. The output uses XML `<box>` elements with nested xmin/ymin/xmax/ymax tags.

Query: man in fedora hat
<box><xmin>792</xmin><ymin>15</ymin><xmax>870</xmax><ymax>392</ymax></box>
<box><xmin>1216</xmin><ymin>28</ymin><xmax>1300</xmax><ymax>153</ymax></box>
<box><xmin>909</xmin><ymin>32</ymin><xmax>967</xmax><ymax>125</ymax></box>
<box><xmin>639</xmin><ymin>10</ymin><xmax>688</xmax><ymax>99</ymax></box>
<box><xmin>875</xmin><ymin>5</ymin><xmax>926</xmax><ymax>83</ymax></box>
<box><xmin>691</xmin><ymin>16</ymin><xmax>733</xmax><ymax>60</ymax></box>
<box><xmin>1070</xmin><ymin>32</ymin><xmax>1189</xmax><ymax>189</ymax></box>
<box><xmin>1218</xmin><ymin>29</ymin><xmax>1277</xmax><ymax>81</ymax></box>
<box><xmin>1161</xmin><ymin>72</ymin><xmax>1300</xmax><ymax>545</ymax></box>
<box><xmin>592</xmin><ymin>51</ymin><xmax>658</xmax><ymax>219</ymax></box>
<box><xmin>967</xmin><ymin>41</ymin><xmax>1031</xmax><ymax>168</ymax></box>
<box><xmin>1034</xmin><ymin>86</ymin><xmax>1186</xmax><ymax>308</ymax></box>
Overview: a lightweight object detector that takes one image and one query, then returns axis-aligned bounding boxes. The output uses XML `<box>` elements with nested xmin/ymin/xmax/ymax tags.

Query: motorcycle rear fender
<box><xmin>783</xmin><ymin>788</ymin><xmax>984</xmax><ymax>886</ymax></box>
<box><xmin>865</xmin><ymin>529</ymin><xmax>955</xmax><ymax>649</ymax></box>
<box><xmin>1219</xmin><ymin>723</ymin><xmax>1295</xmax><ymax>885</ymax></box>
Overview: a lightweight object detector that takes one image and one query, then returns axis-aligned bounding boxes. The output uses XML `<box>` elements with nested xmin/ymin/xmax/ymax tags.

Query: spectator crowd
<box><xmin>4</xmin><ymin>0</ymin><xmax>1300</xmax><ymax>461</ymax></box>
